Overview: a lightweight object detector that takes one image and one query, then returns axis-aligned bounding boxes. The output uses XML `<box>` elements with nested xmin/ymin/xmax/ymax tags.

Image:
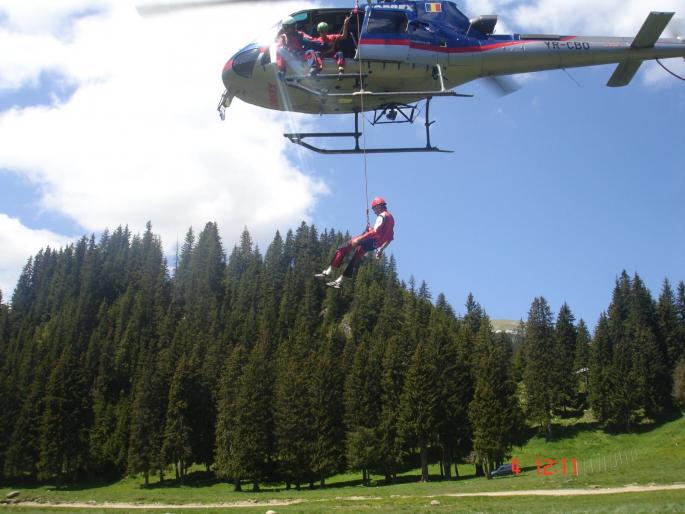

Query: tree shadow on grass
<box><xmin>550</xmin><ymin>420</ymin><xmax>602</xmax><ymax>440</ymax></box>
<box><xmin>142</xmin><ymin>474</ymin><xmax>368</xmax><ymax>493</ymax></box>
<box><xmin>43</xmin><ymin>476</ymin><xmax>124</xmax><ymax>492</ymax></box>
<box><xmin>524</xmin><ymin>411</ymin><xmax>683</xmax><ymax>443</ymax></box>
<box><xmin>602</xmin><ymin>410</ymin><xmax>682</xmax><ymax>436</ymax></box>
<box><xmin>373</xmin><ymin>471</ymin><xmax>482</xmax><ymax>488</ymax></box>
<box><xmin>137</xmin><ymin>471</ymin><xmax>221</xmax><ymax>490</ymax></box>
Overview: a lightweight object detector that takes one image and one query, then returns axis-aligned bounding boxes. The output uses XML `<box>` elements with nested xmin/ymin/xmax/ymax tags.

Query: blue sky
<box><xmin>1</xmin><ymin>0</ymin><xmax>684</xmax><ymax>327</ymax></box>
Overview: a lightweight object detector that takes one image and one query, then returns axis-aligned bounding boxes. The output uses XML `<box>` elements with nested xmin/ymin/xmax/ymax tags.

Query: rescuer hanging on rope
<box><xmin>315</xmin><ymin>197</ymin><xmax>395</xmax><ymax>289</ymax></box>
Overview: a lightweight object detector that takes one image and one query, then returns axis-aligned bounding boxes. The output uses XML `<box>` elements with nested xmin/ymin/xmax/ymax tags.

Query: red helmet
<box><xmin>371</xmin><ymin>196</ymin><xmax>387</xmax><ymax>208</ymax></box>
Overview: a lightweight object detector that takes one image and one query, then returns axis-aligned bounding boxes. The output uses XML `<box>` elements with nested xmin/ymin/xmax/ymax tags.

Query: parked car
<box><xmin>489</xmin><ymin>463</ymin><xmax>513</xmax><ymax>478</ymax></box>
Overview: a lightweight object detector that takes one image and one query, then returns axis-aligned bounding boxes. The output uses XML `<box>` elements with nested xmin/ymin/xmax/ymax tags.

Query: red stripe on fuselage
<box><xmin>359</xmin><ymin>36</ymin><xmax>577</xmax><ymax>54</ymax></box>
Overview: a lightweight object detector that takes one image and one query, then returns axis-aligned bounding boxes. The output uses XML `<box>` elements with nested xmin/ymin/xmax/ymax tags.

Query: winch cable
<box><xmin>353</xmin><ymin>1</ymin><xmax>370</xmax><ymax>226</ymax></box>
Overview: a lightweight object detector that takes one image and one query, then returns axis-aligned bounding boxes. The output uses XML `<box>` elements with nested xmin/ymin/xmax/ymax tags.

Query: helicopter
<box><xmin>214</xmin><ymin>1</ymin><xmax>685</xmax><ymax>153</ymax></box>
<box><xmin>137</xmin><ymin>1</ymin><xmax>685</xmax><ymax>154</ymax></box>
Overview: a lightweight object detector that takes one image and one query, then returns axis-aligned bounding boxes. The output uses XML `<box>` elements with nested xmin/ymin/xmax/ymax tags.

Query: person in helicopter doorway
<box><xmin>308</xmin><ymin>17</ymin><xmax>351</xmax><ymax>78</ymax></box>
<box><xmin>315</xmin><ymin>196</ymin><xmax>395</xmax><ymax>289</ymax></box>
<box><xmin>276</xmin><ymin>17</ymin><xmax>322</xmax><ymax>78</ymax></box>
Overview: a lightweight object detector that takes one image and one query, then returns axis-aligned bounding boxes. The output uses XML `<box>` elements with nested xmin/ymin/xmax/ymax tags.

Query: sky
<box><xmin>1</xmin><ymin>0</ymin><xmax>684</xmax><ymax>327</ymax></box>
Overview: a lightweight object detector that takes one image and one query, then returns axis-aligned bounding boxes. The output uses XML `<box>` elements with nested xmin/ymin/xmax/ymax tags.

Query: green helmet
<box><xmin>317</xmin><ymin>21</ymin><xmax>329</xmax><ymax>33</ymax></box>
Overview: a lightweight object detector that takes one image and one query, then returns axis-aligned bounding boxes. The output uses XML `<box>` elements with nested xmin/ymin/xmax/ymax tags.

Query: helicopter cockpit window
<box><xmin>366</xmin><ymin>10</ymin><xmax>409</xmax><ymax>35</ymax></box>
<box><xmin>232</xmin><ymin>47</ymin><xmax>261</xmax><ymax>78</ymax></box>
<box><xmin>285</xmin><ymin>11</ymin><xmax>309</xmax><ymax>24</ymax></box>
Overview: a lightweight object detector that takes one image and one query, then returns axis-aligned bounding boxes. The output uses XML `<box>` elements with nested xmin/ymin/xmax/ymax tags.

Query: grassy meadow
<box><xmin>1</xmin><ymin>414</ymin><xmax>684</xmax><ymax>512</ymax></box>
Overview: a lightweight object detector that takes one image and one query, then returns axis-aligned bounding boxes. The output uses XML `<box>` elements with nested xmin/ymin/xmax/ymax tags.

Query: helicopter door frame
<box><xmin>358</xmin><ymin>6</ymin><xmax>411</xmax><ymax>62</ymax></box>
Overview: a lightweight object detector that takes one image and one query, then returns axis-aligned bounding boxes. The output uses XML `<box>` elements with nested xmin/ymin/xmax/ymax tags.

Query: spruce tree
<box><xmin>677</xmin><ymin>281</ymin><xmax>685</xmax><ymax>328</ymax></box>
<box><xmin>398</xmin><ymin>339</ymin><xmax>438</xmax><ymax>482</ymax></box>
<box><xmin>174</xmin><ymin>227</ymin><xmax>195</xmax><ymax>306</ymax></box>
<box><xmin>231</xmin><ymin>339</ymin><xmax>273</xmax><ymax>491</ymax></box>
<box><xmin>343</xmin><ymin>338</ymin><xmax>381</xmax><ymax>485</ymax></box>
<box><xmin>273</xmin><ymin>275</ymin><xmax>321</xmax><ymax>488</ymax></box>
<box><xmin>522</xmin><ymin>297</ymin><xmax>557</xmax><ymax>439</ymax></box>
<box><xmin>555</xmin><ymin>304</ymin><xmax>578</xmax><ymax>410</ymax></box>
<box><xmin>601</xmin><ymin>272</ymin><xmax>637</xmax><ymax>428</ymax></box>
<box><xmin>215</xmin><ymin>343</ymin><xmax>247</xmax><ymax>490</ymax></box>
<box><xmin>257</xmin><ymin>231</ymin><xmax>287</xmax><ymax>345</ymax></box>
<box><xmin>430</xmin><ymin>295</ymin><xmax>470</xmax><ymax>480</ymax></box>
<box><xmin>127</xmin><ymin>349</ymin><xmax>165</xmax><ymax>485</ymax></box>
<box><xmin>574</xmin><ymin>320</ymin><xmax>591</xmax><ymax>395</ymax></box>
<box><xmin>658</xmin><ymin>279</ymin><xmax>683</xmax><ymax>370</ymax></box>
<box><xmin>377</xmin><ymin>337</ymin><xmax>406</xmax><ymax>483</ymax></box>
<box><xmin>588</xmin><ymin>314</ymin><xmax>612</xmax><ymax>422</ymax></box>
<box><xmin>90</xmin><ymin>358</ymin><xmax>124</xmax><ymax>475</ymax></box>
<box><xmin>38</xmin><ymin>344</ymin><xmax>90</xmax><ymax>481</ymax></box>
<box><xmin>272</xmin><ymin>341</ymin><xmax>315</xmax><ymax>489</ymax></box>
<box><xmin>161</xmin><ymin>354</ymin><xmax>195</xmax><ymax>480</ymax></box>
<box><xmin>371</xmin><ymin>262</ymin><xmax>406</xmax><ymax>482</ymax></box>
<box><xmin>4</xmin><ymin>371</ymin><xmax>46</xmax><ymax>478</ymax></box>
<box><xmin>603</xmin><ymin>273</ymin><xmax>672</xmax><ymax>427</ymax></box>
<box><xmin>469</xmin><ymin>323</ymin><xmax>520</xmax><ymax>476</ymax></box>
<box><xmin>464</xmin><ymin>292</ymin><xmax>485</xmax><ymax>336</ymax></box>
<box><xmin>310</xmin><ymin>335</ymin><xmax>346</xmax><ymax>486</ymax></box>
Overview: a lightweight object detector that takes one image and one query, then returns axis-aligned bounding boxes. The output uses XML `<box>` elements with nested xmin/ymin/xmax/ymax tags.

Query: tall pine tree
<box><xmin>522</xmin><ymin>297</ymin><xmax>558</xmax><ymax>439</ymax></box>
<box><xmin>469</xmin><ymin>323</ymin><xmax>520</xmax><ymax>476</ymax></box>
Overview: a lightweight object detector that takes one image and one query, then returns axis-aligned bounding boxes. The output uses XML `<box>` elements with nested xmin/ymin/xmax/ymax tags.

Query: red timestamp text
<box><xmin>510</xmin><ymin>457</ymin><xmax>578</xmax><ymax>476</ymax></box>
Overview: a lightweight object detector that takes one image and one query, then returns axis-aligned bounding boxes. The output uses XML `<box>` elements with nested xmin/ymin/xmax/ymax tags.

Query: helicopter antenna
<box><xmin>354</xmin><ymin>0</ymin><xmax>370</xmax><ymax>226</ymax></box>
<box><xmin>656</xmin><ymin>58</ymin><xmax>685</xmax><ymax>81</ymax></box>
<box><xmin>561</xmin><ymin>67</ymin><xmax>582</xmax><ymax>87</ymax></box>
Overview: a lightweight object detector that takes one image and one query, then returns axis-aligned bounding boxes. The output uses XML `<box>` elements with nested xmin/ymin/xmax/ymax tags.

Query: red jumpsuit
<box><xmin>331</xmin><ymin>210</ymin><xmax>395</xmax><ymax>277</ymax></box>
<box><xmin>309</xmin><ymin>33</ymin><xmax>346</xmax><ymax>72</ymax></box>
<box><xmin>276</xmin><ymin>31</ymin><xmax>321</xmax><ymax>73</ymax></box>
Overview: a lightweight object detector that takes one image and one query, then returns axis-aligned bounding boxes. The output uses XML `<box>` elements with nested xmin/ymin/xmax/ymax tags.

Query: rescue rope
<box><xmin>354</xmin><ymin>2</ymin><xmax>370</xmax><ymax>226</ymax></box>
<box><xmin>656</xmin><ymin>58</ymin><xmax>685</xmax><ymax>82</ymax></box>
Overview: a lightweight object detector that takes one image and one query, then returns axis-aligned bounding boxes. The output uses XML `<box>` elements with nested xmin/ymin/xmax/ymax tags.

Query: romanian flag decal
<box><xmin>425</xmin><ymin>2</ymin><xmax>441</xmax><ymax>12</ymax></box>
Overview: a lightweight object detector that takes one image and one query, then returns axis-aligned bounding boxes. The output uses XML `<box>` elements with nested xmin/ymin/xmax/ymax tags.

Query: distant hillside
<box><xmin>491</xmin><ymin>319</ymin><xmax>522</xmax><ymax>334</ymax></box>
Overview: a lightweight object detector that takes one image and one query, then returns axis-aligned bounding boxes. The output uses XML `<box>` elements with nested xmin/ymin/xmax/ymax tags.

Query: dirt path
<box><xmin>438</xmin><ymin>483</ymin><xmax>685</xmax><ymax>497</ymax></box>
<box><xmin>2</xmin><ymin>499</ymin><xmax>304</xmax><ymax>510</ymax></box>
<box><xmin>4</xmin><ymin>484</ymin><xmax>684</xmax><ymax>509</ymax></box>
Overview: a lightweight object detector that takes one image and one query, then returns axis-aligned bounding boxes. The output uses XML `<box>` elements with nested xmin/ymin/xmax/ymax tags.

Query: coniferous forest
<box><xmin>0</xmin><ymin>221</ymin><xmax>683</xmax><ymax>489</ymax></box>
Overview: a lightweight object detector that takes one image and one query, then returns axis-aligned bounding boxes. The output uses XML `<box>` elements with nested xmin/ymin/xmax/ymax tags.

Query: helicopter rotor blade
<box><xmin>136</xmin><ymin>0</ymin><xmax>292</xmax><ymax>16</ymax></box>
<box><xmin>484</xmin><ymin>75</ymin><xmax>521</xmax><ymax>96</ymax></box>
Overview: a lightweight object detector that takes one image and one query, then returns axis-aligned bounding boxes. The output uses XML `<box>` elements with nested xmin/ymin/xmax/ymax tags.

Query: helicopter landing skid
<box><xmin>283</xmin><ymin>97</ymin><xmax>453</xmax><ymax>154</ymax></box>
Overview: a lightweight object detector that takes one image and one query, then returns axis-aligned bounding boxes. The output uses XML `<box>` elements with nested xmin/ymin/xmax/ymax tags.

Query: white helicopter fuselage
<box><xmin>220</xmin><ymin>4</ymin><xmax>685</xmax><ymax>115</ymax></box>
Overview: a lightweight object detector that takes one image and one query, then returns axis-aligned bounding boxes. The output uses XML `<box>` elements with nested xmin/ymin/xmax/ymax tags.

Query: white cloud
<box><xmin>0</xmin><ymin>214</ymin><xmax>74</xmax><ymax>299</ymax></box>
<box><xmin>0</xmin><ymin>1</ymin><xmax>326</xmax><ymax>271</ymax></box>
<box><xmin>0</xmin><ymin>0</ymin><xmax>113</xmax><ymax>91</ymax></box>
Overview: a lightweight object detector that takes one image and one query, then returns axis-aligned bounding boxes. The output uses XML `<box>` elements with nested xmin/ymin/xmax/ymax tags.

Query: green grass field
<box><xmin>1</xmin><ymin>491</ymin><xmax>685</xmax><ymax>514</ymax></box>
<box><xmin>2</xmin><ymin>414</ymin><xmax>684</xmax><ymax>512</ymax></box>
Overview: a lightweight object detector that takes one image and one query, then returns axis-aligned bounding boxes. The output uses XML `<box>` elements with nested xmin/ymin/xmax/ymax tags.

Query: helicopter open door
<box><xmin>357</xmin><ymin>5</ymin><xmax>411</xmax><ymax>62</ymax></box>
